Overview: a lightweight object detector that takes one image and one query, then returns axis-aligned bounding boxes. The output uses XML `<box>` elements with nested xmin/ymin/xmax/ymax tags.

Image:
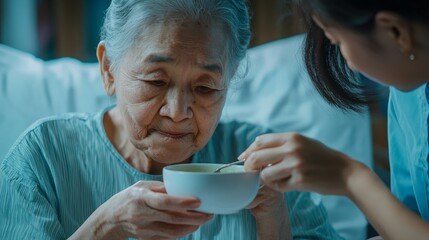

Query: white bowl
<box><xmin>163</xmin><ymin>163</ymin><xmax>260</xmax><ymax>214</ymax></box>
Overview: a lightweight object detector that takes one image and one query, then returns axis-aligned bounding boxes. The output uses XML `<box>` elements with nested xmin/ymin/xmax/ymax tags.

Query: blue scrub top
<box><xmin>388</xmin><ymin>83</ymin><xmax>429</xmax><ymax>220</ymax></box>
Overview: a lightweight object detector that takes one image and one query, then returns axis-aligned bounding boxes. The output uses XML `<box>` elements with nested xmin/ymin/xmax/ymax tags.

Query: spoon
<box><xmin>213</xmin><ymin>160</ymin><xmax>266</xmax><ymax>189</ymax></box>
<box><xmin>213</xmin><ymin>159</ymin><xmax>245</xmax><ymax>173</ymax></box>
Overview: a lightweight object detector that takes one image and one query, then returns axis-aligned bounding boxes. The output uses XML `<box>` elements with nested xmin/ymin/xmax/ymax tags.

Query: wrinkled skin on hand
<box><xmin>94</xmin><ymin>181</ymin><xmax>213</xmax><ymax>240</ymax></box>
<box><xmin>246</xmin><ymin>185</ymin><xmax>291</xmax><ymax>239</ymax></box>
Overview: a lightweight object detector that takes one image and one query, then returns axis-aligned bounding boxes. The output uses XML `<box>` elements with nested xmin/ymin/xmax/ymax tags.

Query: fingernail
<box><xmin>238</xmin><ymin>153</ymin><xmax>245</xmax><ymax>160</ymax></box>
<box><xmin>190</xmin><ymin>201</ymin><xmax>200</xmax><ymax>208</ymax></box>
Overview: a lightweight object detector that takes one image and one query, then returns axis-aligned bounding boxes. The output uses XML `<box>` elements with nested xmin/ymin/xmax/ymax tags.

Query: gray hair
<box><xmin>100</xmin><ymin>0</ymin><xmax>251</xmax><ymax>74</ymax></box>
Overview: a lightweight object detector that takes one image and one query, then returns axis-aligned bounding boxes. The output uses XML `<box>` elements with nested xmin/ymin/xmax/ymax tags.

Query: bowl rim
<box><xmin>163</xmin><ymin>163</ymin><xmax>259</xmax><ymax>175</ymax></box>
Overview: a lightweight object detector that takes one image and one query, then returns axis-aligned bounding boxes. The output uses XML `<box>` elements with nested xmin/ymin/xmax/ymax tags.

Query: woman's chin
<box><xmin>134</xmin><ymin>136</ymin><xmax>199</xmax><ymax>165</ymax></box>
<box><xmin>147</xmin><ymin>149</ymin><xmax>194</xmax><ymax>165</ymax></box>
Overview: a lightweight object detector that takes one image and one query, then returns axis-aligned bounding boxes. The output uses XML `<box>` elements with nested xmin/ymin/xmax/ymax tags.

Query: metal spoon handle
<box><xmin>213</xmin><ymin>159</ymin><xmax>245</xmax><ymax>173</ymax></box>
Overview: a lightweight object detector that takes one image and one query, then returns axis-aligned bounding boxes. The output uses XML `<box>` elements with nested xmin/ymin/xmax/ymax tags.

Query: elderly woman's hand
<box><xmin>241</xmin><ymin>133</ymin><xmax>364</xmax><ymax>196</ymax></box>
<box><xmin>72</xmin><ymin>181</ymin><xmax>213</xmax><ymax>240</ymax></box>
<box><xmin>246</xmin><ymin>185</ymin><xmax>291</xmax><ymax>240</ymax></box>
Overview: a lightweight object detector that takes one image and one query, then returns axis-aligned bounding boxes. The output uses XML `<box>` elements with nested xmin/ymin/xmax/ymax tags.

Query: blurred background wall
<box><xmin>0</xmin><ymin>0</ymin><xmax>305</xmax><ymax>61</ymax></box>
<box><xmin>1</xmin><ymin>0</ymin><xmax>109</xmax><ymax>61</ymax></box>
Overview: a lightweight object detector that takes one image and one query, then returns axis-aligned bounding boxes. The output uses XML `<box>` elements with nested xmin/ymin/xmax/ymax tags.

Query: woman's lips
<box><xmin>156</xmin><ymin>130</ymin><xmax>189</xmax><ymax>139</ymax></box>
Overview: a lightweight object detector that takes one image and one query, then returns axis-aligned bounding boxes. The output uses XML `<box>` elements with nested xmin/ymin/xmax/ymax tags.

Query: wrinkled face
<box><xmin>112</xmin><ymin>20</ymin><xmax>231</xmax><ymax>164</ymax></box>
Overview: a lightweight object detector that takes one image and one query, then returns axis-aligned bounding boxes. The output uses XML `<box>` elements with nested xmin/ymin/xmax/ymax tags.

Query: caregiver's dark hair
<box><xmin>295</xmin><ymin>0</ymin><xmax>429</xmax><ymax>111</ymax></box>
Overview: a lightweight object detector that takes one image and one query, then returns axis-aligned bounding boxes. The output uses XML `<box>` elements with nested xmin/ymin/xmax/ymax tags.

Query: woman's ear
<box><xmin>97</xmin><ymin>41</ymin><xmax>116</xmax><ymax>96</ymax></box>
<box><xmin>375</xmin><ymin>11</ymin><xmax>414</xmax><ymax>54</ymax></box>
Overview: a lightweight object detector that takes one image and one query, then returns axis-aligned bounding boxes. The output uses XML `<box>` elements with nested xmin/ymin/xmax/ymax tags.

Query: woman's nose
<box><xmin>159</xmin><ymin>89</ymin><xmax>193</xmax><ymax>121</ymax></box>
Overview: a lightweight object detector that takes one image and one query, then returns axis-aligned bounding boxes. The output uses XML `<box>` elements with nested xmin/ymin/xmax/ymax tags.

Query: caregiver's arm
<box><xmin>347</xmin><ymin>161</ymin><xmax>429</xmax><ymax>240</ymax></box>
<box><xmin>242</xmin><ymin>133</ymin><xmax>429</xmax><ymax>240</ymax></box>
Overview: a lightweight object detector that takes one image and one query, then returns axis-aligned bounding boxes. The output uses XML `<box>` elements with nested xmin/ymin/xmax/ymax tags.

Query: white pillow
<box><xmin>0</xmin><ymin>44</ymin><xmax>111</xmax><ymax>159</ymax></box>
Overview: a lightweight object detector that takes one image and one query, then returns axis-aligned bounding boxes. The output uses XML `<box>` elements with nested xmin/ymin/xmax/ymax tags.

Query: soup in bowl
<box><xmin>163</xmin><ymin>163</ymin><xmax>260</xmax><ymax>214</ymax></box>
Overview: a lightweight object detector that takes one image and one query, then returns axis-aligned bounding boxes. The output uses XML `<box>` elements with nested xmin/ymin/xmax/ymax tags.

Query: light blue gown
<box><xmin>0</xmin><ymin>106</ymin><xmax>342</xmax><ymax>239</ymax></box>
<box><xmin>388</xmin><ymin>84</ymin><xmax>429</xmax><ymax>220</ymax></box>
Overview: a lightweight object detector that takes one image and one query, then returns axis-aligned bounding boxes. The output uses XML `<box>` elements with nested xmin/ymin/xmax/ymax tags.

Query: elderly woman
<box><xmin>0</xmin><ymin>0</ymin><xmax>341</xmax><ymax>239</ymax></box>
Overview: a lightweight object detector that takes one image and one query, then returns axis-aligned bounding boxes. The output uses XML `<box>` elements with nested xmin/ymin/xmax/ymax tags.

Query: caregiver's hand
<box><xmin>240</xmin><ymin>133</ymin><xmax>368</xmax><ymax>196</ymax></box>
<box><xmin>70</xmin><ymin>181</ymin><xmax>213</xmax><ymax>240</ymax></box>
<box><xmin>246</xmin><ymin>186</ymin><xmax>291</xmax><ymax>240</ymax></box>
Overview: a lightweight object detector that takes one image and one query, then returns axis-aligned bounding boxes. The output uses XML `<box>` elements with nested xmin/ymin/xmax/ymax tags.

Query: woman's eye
<box><xmin>195</xmin><ymin>86</ymin><xmax>216</xmax><ymax>94</ymax></box>
<box><xmin>147</xmin><ymin>80</ymin><xmax>166</xmax><ymax>87</ymax></box>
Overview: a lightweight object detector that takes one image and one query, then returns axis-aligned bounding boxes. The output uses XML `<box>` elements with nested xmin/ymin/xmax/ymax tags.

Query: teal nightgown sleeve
<box><xmin>0</xmin><ymin>129</ymin><xmax>66</xmax><ymax>239</ymax></box>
